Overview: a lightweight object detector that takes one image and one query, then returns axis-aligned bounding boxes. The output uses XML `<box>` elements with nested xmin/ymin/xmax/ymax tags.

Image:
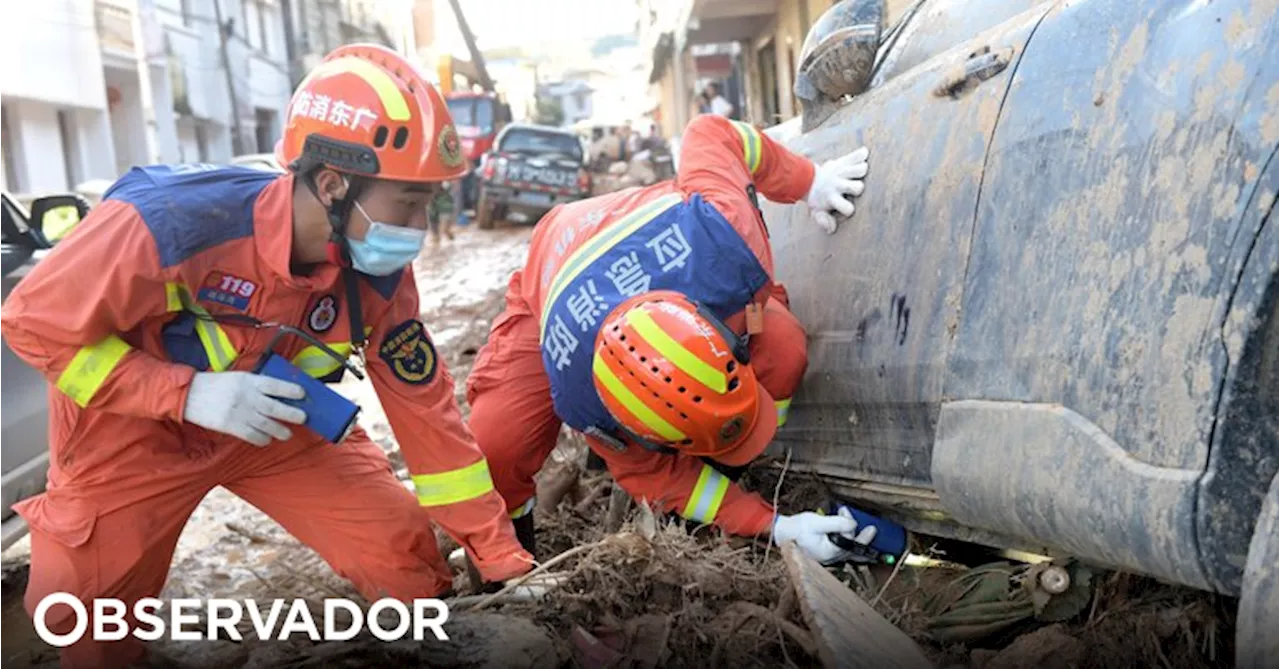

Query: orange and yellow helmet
<box><xmin>276</xmin><ymin>43</ymin><xmax>466</xmax><ymax>183</ymax></box>
<box><xmin>592</xmin><ymin>291</ymin><xmax>776</xmax><ymax>466</ymax></box>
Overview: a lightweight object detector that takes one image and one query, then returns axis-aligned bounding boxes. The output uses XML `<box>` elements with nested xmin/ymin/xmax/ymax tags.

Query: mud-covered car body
<box><xmin>765</xmin><ymin>0</ymin><xmax>1277</xmax><ymax>610</ymax></box>
<box><xmin>2</xmin><ymin>191</ymin><xmax>90</xmax><ymax>549</ymax></box>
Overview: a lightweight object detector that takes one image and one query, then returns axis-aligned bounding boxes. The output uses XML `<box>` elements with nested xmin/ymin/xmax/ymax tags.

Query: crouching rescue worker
<box><xmin>465</xmin><ymin>113</ymin><xmax>877</xmax><ymax>578</ymax></box>
<box><xmin>0</xmin><ymin>44</ymin><xmax>531</xmax><ymax>668</ymax></box>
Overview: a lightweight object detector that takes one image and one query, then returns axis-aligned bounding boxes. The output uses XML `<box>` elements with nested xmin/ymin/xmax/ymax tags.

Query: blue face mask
<box><xmin>346</xmin><ymin>200</ymin><xmax>426</xmax><ymax>276</ymax></box>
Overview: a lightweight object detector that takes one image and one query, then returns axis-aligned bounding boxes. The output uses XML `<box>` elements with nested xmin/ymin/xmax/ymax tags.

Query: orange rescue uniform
<box><xmin>467</xmin><ymin>115</ymin><xmax>816</xmax><ymax>536</ymax></box>
<box><xmin>0</xmin><ymin>164</ymin><xmax>530</xmax><ymax>668</ymax></box>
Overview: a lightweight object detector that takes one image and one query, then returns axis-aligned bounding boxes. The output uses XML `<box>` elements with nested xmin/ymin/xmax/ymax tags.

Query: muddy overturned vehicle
<box><xmin>766</xmin><ymin>0</ymin><xmax>1279</xmax><ymax>665</ymax></box>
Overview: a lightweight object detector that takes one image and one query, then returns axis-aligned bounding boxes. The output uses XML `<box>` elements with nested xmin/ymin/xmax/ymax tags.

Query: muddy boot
<box><xmin>465</xmin><ymin>556</ymin><xmax>504</xmax><ymax>594</ymax></box>
<box><xmin>513</xmin><ymin>512</ymin><xmax>537</xmax><ymax>555</ymax></box>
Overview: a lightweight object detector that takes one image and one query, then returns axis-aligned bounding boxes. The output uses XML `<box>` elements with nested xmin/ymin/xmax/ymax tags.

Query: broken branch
<box><xmin>573</xmin><ymin>481</ymin><xmax>612</xmax><ymax>515</ymax></box>
<box><xmin>468</xmin><ymin>540</ymin><xmax>607</xmax><ymax>612</ymax></box>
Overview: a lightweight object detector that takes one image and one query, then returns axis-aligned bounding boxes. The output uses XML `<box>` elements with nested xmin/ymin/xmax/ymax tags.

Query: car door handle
<box><xmin>935</xmin><ymin>46</ymin><xmax>1014</xmax><ymax>98</ymax></box>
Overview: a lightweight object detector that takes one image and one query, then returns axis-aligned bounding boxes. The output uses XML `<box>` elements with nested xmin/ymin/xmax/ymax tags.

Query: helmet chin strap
<box><xmin>302</xmin><ymin>171</ymin><xmax>364</xmax><ymax>268</ymax></box>
<box><xmin>302</xmin><ymin>170</ymin><xmax>371</xmax><ymax>356</ymax></box>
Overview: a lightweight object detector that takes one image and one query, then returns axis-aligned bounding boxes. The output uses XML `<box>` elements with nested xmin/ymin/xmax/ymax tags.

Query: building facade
<box><xmin>2</xmin><ymin>0</ymin><xmax>402</xmax><ymax>198</ymax></box>
<box><xmin>642</xmin><ymin>0</ymin><xmax>913</xmax><ymax>139</ymax></box>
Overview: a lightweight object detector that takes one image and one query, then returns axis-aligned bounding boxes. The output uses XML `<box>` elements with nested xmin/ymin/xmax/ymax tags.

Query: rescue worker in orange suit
<box><xmin>465</xmin><ymin>113</ymin><xmax>878</xmax><ymax>575</ymax></box>
<box><xmin>0</xmin><ymin>44</ymin><xmax>531</xmax><ymax>668</ymax></box>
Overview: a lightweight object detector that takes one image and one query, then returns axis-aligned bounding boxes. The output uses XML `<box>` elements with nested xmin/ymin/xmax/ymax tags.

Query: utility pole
<box><xmin>130</xmin><ymin>0</ymin><xmax>162</xmax><ymax>163</ymax></box>
<box><xmin>280</xmin><ymin>0</ymin><xmax>299</xmax><ymax>83</ymax></box>
<box><xmin>444</xmin><ymin>0</ymin><xmax>494</xmax><ymax>91</ymax></box>
<box><xmin>213</xmin><ymin>0</ymin><xmax>247</xmax><ymax>155</ymax></box>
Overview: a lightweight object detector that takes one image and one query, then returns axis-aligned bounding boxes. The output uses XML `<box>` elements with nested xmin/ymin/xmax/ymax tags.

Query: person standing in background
<box><xmin>705</xmin><ymin>82</ymin><xmax>734</xmax><ymax>117</ymax></box>
<box><xmin>430</xmin><ymin>181</ymin><xmax>456</xmax><ymax>244</ymax></box>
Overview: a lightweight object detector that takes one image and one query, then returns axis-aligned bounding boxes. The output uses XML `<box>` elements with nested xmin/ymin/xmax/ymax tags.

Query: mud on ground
<box><xmin>483</xmin><ymin>453</ymin><xmax>1237</xmax><ymax>669</ymax></box>
<box><xmin>0</xmin><ymin>225</ymin><xmax>1237</xmax><ymax>668</ymax></box>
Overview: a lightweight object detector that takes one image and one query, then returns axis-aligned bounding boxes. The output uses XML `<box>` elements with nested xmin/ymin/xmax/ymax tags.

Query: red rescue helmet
<box><xmin>276</xmin><ymin>43</ymin><xmax>466</xmax><ymax>182</ymax></box>
<box><xmin>592</xmin><ymin>291</ymin><xmax>776</xmax><ymax>466</ymax></box>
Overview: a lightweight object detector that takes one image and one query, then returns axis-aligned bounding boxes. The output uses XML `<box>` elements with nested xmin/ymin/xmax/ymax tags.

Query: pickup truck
<box><xmin>1</xmin><ymin>191</ymin><xmax>90</xmax><ymax>549</ymax></box>
<box><xmin>768</xmin><ymin>0</ymin><xmax>1277</xmax><ymax>665</ymax></box>
<box><xmin>473</xmin><ymin>123</ymin><xmax>592</xmax><ymax>229</ymax></box>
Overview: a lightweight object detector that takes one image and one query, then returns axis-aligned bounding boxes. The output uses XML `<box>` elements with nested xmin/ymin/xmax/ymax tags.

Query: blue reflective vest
<box><xmin>540</xmin><ymin>193</ymin><xmax>769</xmax><ymax>436</ymax></box>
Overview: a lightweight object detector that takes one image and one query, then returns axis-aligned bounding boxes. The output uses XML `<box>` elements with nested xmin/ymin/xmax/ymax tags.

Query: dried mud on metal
<box><xmin>1</xmin><ymin>226</ymin><xmax>1234</xmax><ymax>669</ymax></box>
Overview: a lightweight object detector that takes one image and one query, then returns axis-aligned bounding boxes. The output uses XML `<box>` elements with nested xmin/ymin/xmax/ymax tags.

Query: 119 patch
<box><xmin>378</xmin><ymin>319</ymin><xmax>437</xmax><ymax>385</ymax></box>
<box><xmin>197</xmin><ymin>271</ymin><xmax>257</xmax><ymax>311</ymax></box>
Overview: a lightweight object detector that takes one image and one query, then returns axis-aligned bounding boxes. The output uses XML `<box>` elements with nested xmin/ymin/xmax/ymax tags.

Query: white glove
<box><xmin>773</xmin><ymin>509</ymin><xmax>878</xmax><ymax>565</ymax></box>
<box><xmin>182</xmin><ymin>372</ymin><xmax>307</xmax><ymax>447</ymax></box>
<box><xmin>805</xmin><ymin>146</ymin><xmax>870</xmax><ymax>234</ymax></box>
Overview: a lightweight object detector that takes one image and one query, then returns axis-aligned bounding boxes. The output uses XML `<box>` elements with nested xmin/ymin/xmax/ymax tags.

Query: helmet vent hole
<box><xmin>727</xmin><ymin>378</ymin><xmax>740</xmax><ymax>391</ymax></box>
<box><xmin>726</xmin><ymin>361</ymin><xmax>736</xmax><ymax>372</ymax></box>
<box><xmin>628</xmin><ymin>346</ymin><xmax>636</xmax><ymax>352</ymax></box>
<box><xmin>678</xmin><ymin>386</ymin><xmax>686</xmax><ymax>393</ymax></box>
<box><xmin>373</xmin><ymin>126</ymin><xmax>389</xmax><ymax>148</ymax></box>
<box><xmin>639</xmin><ymin>356</ymin><xmax>647</xmax><ymax>363</ymax></box>
<box><xmin>393</xmin><ymin>127</ymin><xmax>410</xmax><ymax>149</ymax></box>
<box><xmin>664</xmin><ymin>376</ymin><xmax>671</xmax><ymax>383</ymax></box>
<box><xmin>615</xmin><ymin>327</ymin><xmax>621</xmax><ymax>333</ymax></box>
<box><xmin>679</xmin><ymin>412</ymin><xmax>688</xmax><ymax>420</ymax></box>
<box><xmin>681</xmin><ymin>439</ymin><xmax>692</xmax><ymax>446</ymax></box>
<box><xmin>651</xmin><ymin>366</ymin><xmax>659</xmax><ymax>374</ymax></box>
<box><xmin>666</xmin><ymin>402</ymin><xmax>674</xmax><ymax>409</ymax></box>
<box><xmin>693</xmin><ymin>396</ymin><xmax>702</xmax><ymax>403</ymax></box>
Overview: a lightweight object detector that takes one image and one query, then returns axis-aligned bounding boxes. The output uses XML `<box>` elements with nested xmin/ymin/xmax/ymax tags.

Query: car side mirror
<box><xmin>794</xmin><ymin>0</ymin><xmax>885</xmax><ymax>132</ymax></box>
<box><xmin>28</xmin><ymin>194</ymin><xmax>91</xmax><ymax>244</ymax></box>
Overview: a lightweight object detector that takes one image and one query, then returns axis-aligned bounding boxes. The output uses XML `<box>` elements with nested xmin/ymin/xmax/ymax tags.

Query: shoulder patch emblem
<box><xmin>378</xmin><ymin>319</ymin><xmax>437</xmax><ymax>385</ymax></box>
<box><xmin>308</xmin><ymin>295</ymin><xmax>338</xmax><ymax>333</ymax></box>
<box><xmin>197</xmin><ymin>271</ymin><xmax>258</xmax><ymax>311</ymax></box>
<box><xmin>438</xmin><ymin>124</ymin><xmax>463</xmax><ymax>168</ymax></box>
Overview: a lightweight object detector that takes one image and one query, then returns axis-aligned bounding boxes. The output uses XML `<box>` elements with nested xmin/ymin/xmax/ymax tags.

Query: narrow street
<box><xmin>2</xmin><ymin>0</ymin><xmax>1273</xmax><ymax>665</ymax></box>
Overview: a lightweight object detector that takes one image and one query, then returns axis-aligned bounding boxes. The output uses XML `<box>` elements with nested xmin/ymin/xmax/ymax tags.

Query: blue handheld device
<box><xmin>256</xmin><ymin>353</ymin><xmax>360</xmax><ymax>444</ymax></box>
<box><xmin>826</xmin><ymin>502</ymin><xmax>910</xmax><ymax>565</ymax></box>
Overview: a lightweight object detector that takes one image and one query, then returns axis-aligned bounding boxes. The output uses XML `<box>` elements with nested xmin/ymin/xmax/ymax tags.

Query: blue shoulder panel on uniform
<box><xmin>541</xmin><ymin>193</ymin><xmax>770</xmax><ymax>434</ymax></box>
<box><xmin>362</xmin><ymin>270</ymin><xmax>404</xmax><ymax>300</ymax></box>
<box><xmin>104</xmin><ymin>164</ymin><xmax>280</xmax><ymax>268</ymax></box>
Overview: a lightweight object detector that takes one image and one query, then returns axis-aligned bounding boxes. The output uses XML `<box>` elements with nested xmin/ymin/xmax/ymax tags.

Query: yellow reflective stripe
<box><xmin>166</xmin><ymin>282</ymin><xmax>238</xmax><ymax>371</ymax></box>
<box><xmin>291</xmin><ymin>343</ymin><xmax>353</xmax><ymax>379</ymax></box>
<box><xmin>775</xmin><ymin>398</ymin><xmax>792</xmax><ymax>427</ymax></box>
<box><xmin>539</xmin><ymin>193</ymin><xmax>683</xmax><ymax>341</ymax></box>
<box><xmin>730</xmin><ymin>120</ymin><xmax>762</xmax><ymax>174</ymax></box>
<box><xmin>627</xmin><ymin>308</ymin><xmax>726</xmax><ymax>393</ymax></box>
<box><xmin>165</xmin><ymin>283</ymin><xmax>184</xmax><ymax>312</ymax></box>
<box><xmin>56</xmin><ymin>335</ymin><xmax>132</xmax><ymax>407</ymax></box>
<box><xmin>412</xmin><ymin>459</ymin><xmax>496</xmax><ymax>507</ymax></box>
<box><xmin>592</xmin><ymin>354</ymin><xmax>685</xmax><ymax>442</ymax></box>
<box><xmin>509</xmin><ymin>496</ymin><xmax>536</xmax><ymax>519</ymax></box>
<box><xmin>304</xmin><ymin>57</ymin><xmax>410</xmax><ymax>121</ymax></box>
<box><xmin>682</xmin><ymin>464</ymin><xmax>730</xmax><ymax>523</ymax></box>
<box><xmin>193</xmin><ymin>317</ymin><xmax>236</xmax><ymax>372</ymax></box>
